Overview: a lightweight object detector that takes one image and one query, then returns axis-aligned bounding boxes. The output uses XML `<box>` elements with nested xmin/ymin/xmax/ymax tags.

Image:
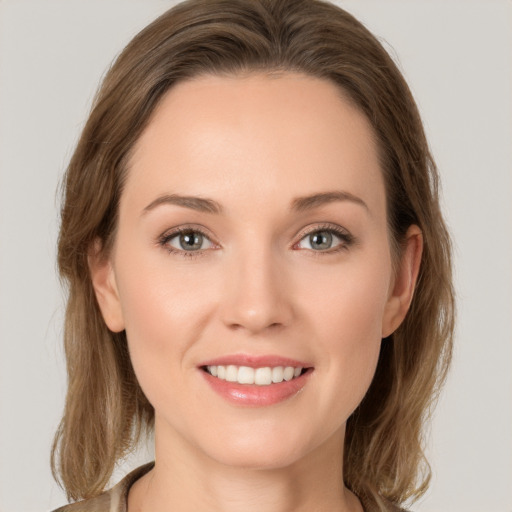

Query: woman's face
<box><xmin>93</xmin><ymin>72</ymin><xmax>418</xmax><ymax>469</ymax></box>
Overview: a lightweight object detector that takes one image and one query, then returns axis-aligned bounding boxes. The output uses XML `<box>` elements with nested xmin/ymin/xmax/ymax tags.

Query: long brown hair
<box><xmin>52</xmin><ymin>1</ymin><xmax>455</xmax><ymax>509</ymax></box>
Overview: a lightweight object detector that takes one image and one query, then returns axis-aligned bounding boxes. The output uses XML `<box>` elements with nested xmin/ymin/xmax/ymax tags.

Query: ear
<box><xmin>88</xmin><ymin>239</ymin><xmax>125</xmax><ymax>333</ymax></box>
<box><xmin>381</xmin><ymin>225</ymin><xmax>423</xmax><ymax>338</ymax></box>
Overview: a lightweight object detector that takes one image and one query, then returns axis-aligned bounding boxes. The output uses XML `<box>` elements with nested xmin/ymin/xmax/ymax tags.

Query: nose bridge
<box><xmin>221</xmin><ymin>238</ymin><xmax>292</xmax><ymax>333</ymax></box>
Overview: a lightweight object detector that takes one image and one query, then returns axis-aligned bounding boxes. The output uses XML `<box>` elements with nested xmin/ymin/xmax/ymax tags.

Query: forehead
<box><xmin>125</xmin><ymin>72</ymin><xmax>385</xmax><ymax>216</ymax></box>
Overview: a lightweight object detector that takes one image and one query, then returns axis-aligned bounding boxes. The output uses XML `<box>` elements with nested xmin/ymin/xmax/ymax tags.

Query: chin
<box><xmin>196</xmin><ymin>420</ymin><xmax>335</xmax><ymax>471</ymax></box>
<box><xmin>208</xmin><ymin>441</ymin><xmax>307</xmax><ymax>471</ymax></box>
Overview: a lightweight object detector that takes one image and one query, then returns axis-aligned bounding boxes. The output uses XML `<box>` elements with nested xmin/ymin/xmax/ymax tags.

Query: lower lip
<box><xmin>200</xmin><ymin>369</ymin><xmax>313</xmax><ymax>407</ymax></box>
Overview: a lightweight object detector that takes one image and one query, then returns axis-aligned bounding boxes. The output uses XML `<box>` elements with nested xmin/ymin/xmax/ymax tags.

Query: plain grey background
<box><xmin>0</xmin><ymin>1</ymin><xmax>511</xmax><ymax>511</ymax></box>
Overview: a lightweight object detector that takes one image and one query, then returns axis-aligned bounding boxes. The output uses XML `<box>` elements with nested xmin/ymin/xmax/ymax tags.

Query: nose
<box><xmin>220</xmin><ymin>246</ymin><xmax>294</xmax><ymax>334</ymax></box>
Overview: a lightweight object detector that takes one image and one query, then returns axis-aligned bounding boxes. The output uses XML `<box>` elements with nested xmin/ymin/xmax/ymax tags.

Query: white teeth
<box><xmin>272</xmin><ymin>366</ymin><xmax>284</xmax><ymax>383</ymax></box>
<box><xmin>226</xmin><ymin>365</ymin><xmax>238</xmax><ymax>382</ymax></box>
<box><xmin>206</xmin><ymin>365</ymin><xmax>304</xmax><ymax>385</ymax></box>
<box><xmin>255</xmin><ymin>367</ymin><xmax>272</xmax><ymax>385</ymax></box>
<box><xmin>216</xmin><ymin>365</ymin><xmax>226</xmax><ymax>380</ymax></box>
<box><xmin>283</xmin><ymin>366</ymin><xmax>295</xmax><ymax>381</ymax></box>
<box><xmin>238</xmin><ymin>366</ymin><xmax>255</xmax><ymax>384</ymax></box>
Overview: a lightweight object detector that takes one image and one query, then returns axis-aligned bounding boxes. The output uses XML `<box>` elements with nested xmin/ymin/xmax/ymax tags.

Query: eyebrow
<box><xmin>143</xmin><ymin>194</ymin><xmax>223</xmax><ymax>215</ymax></box>
<box><xmin>291</xmin><ymin>191</ymin><xmax>369</xmax><ymax>212</ymax></box>
<box><xmin>142</xmin><ymin>190</ymin><xmax>368</xmax><ymax>216</ymax></box>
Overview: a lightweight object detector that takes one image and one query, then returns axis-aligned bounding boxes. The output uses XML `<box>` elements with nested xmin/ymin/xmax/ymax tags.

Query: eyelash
<box><xmin>157</xmin><ymin>223</ymin><xmax>355</xmax><ymax>259</ymax></box>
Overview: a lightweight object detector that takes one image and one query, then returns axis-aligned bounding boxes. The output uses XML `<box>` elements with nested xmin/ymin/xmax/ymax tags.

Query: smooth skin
<box><xmin>90</xmin><ymin>72</ymin><xmax>422</xmax><ymax>512</ymax></box>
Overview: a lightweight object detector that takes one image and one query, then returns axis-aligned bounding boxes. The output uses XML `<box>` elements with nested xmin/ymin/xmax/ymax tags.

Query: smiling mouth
<box><xmin>202</xmin><ymin>365</ymin><xmax>309</xmax><ymax>386</ymax></box>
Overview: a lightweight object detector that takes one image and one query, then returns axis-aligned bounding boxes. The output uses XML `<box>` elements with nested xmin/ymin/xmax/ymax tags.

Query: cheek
<box><xmin>116</xmin><ymin>262</ymin><xmax>215</xmax><ymax>354</ymax></box>
<box><xmin>111</xmin><ymin>247</ymin><xmax>213</xmax><ymax>396</ymax></box>
<box><xmin>297</xmin><ymin>253</ymin><xmax>391</xmax><ymax>412</ymax></box>
<box><xmin>300</xmin><ymin>252</ymin><xmax>391</xmax><ymax>345</ymax></box>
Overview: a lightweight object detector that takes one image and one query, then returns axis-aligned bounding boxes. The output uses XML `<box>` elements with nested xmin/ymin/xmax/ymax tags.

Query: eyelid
<box><xmin>294</xmin><ymin>222</ymin><xmax>351</xmax><ymax>240</ymax></box>
<box><xmin>159</xmin><ymin>223</ymin><xmax>216</xmax><ymax>241</ymax></box>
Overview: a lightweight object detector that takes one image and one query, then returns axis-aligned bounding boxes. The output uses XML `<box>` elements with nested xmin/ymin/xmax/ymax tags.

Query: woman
<box><xmin>51</xmin><ymin>0</ymin><xmax>454</xmax><ymax>511</ymax></box>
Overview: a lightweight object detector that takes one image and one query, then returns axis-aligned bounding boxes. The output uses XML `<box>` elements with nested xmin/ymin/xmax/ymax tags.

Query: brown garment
<box><xmin>51</xmin><ymin>462</ymin><xmax>155</xmax><ymax>512</ymax></box>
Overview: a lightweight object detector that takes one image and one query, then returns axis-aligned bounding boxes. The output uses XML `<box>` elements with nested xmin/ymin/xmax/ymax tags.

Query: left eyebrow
<box><xmin>291</xmin><ymin>191</ymin><xmax>369</xmax><ymax>212</ymax></box>
<box><xmin>142</xmin><ymin>194</ymin><xmax>223</xmax><ymax>215</ymax></box>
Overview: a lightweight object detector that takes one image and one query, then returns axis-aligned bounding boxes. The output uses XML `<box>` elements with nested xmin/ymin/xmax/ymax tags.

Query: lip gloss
<box><xmin>201</xmin><ymin>369</ymin><xmax>311</xmax><ymax>406</ymax></box>
<box><xmin>198</xmin><ymin>353</ymin><xmax>313</xmax><ymax>407</ymax></box>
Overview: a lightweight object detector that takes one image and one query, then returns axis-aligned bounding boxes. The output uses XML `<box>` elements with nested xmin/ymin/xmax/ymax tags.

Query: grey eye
<box><xmin>298</xmin><ymin>230</ymin><xmax>342</xmax><ymax>251</ymax></box>
<box><xmin>309</xmin><ymin>231</ymin><xmax>333</xmax><ymax>250</ymax></box>
<box><xmin>169</xmin><ymin>231</ymin><xmax>211</xmax><ymax>251</ymax></box>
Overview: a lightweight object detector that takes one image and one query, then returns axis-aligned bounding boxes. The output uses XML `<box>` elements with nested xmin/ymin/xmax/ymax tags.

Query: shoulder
<box><xmin>51</xmin><ymin>492</ymin><xmax>111</xmax><ymax>512</ymax></box>
<box><xmin>51</xmin><ymin>462</ymin><xmax>155</xmax><ymax>512</ymax></box>
<box><xmin>361</xmin><ymin>499</ymin><xmax>412</xmax><ymax>512</ymax></box>
<box><xmin>388</xmin><ymin>504</ymin><xmax>411</xmax><ymax>512</ymax></box>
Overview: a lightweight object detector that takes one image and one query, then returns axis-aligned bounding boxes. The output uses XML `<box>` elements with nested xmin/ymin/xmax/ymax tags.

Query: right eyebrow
<box><xmin>291</xmin><ymin>190</ymin><xmax>369</xmax><ymax>213</ymax></box>
<box><xmin>142</xmin><ymin>194</ymin><xmax>223</xmax><ymax>215</ymax></box>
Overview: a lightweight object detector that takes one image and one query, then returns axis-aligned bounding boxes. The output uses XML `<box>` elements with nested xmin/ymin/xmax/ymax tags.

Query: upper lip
<box><xmin>199</xmin><ymin>354</ymin><xmax>312</xmax><ymax>368</ymax></box>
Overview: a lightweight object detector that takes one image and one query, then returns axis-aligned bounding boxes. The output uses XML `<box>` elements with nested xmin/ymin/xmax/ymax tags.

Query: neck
<box><xmin>129</xmin><ymin>417</ymin><xmax>362</xmax><ymax>512</ymax></box>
